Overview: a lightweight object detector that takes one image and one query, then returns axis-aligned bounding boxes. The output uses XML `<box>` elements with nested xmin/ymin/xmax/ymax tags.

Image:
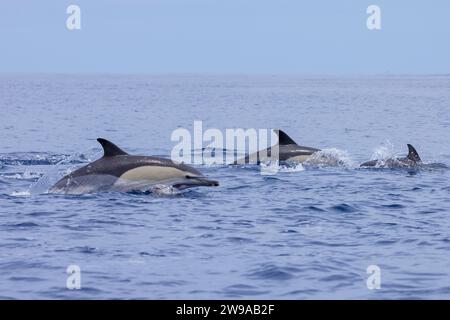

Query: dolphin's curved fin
<box><xmin>275</xmin><ymin>130</ymin><xmax>297</xmax><ymax>145</ymax></box>
<box><xmin>97</xmin><ymin>138</ymin><xmax>128</xmax><ymax>157</ymax></box>
<box><xmin>407</xmin><ymin>144</ymin><xmax>421</xmax><ymax>162</ymax></box>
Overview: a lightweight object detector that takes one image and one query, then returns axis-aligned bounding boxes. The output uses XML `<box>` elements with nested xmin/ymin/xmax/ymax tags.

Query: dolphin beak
<box><xmin>173</xmin><ymin>176</ymin><xmax>219</xmax><ymax>190</ymax></box>
<box><xmin>193</xmin><ymin>177</ymin><xmax>219</xmax><ymax>187</ymax></box>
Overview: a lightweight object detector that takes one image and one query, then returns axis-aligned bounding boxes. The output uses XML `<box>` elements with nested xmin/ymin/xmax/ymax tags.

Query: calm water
<box><xmin>1</xmin><ymin>74</ymin><xmax>450</xmax><ymax>299</ymax></box>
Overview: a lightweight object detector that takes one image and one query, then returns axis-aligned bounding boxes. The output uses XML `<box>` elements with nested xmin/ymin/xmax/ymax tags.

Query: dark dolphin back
<box><xmin>71</xmin><ymin>155</ymin><xmax>202</xmax><ymax>179</ymax></box>
<box><xmin>94</xmin><ymin>138</ymin><xmax>202</xmax><ymax>176</ymax></box>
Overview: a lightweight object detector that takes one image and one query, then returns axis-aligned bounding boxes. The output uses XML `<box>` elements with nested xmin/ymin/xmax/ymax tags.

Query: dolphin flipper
<box><xmin>406</xmin><ymin>144</ymin><xmax>421</xmax><ymax>163</ymax></box>
<box><xmin>97</xmin><ymin>138</ymin><xmax>128</xmax><ymax>157</ymax></box>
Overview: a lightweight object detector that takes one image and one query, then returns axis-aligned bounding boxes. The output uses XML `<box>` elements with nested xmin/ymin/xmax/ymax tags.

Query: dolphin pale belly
<box><xmin>360</xmin><ymin>144</ymin><xmax>422</xmax><ymax>168</ymax></box>
<box><xmin>50</xmin><ymin>138</ymin><xmax>219</xmax><ymax>195</ymax></box>
<box><xmin>234</xmin><ymin>129</ymin><xmax>320</xmax><ymax>164</ymax></box>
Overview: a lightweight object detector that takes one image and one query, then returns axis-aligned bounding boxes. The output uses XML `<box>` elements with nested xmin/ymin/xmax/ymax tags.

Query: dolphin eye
<box><xmin>185</xmin><ymin>175</ymin><xmax>193</xmax><ymax>179</ymax></box>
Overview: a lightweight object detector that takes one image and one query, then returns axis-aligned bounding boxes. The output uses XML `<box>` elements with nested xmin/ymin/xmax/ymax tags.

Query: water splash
<box><xmin>10</xmin><ymin>190</ymin><xmax>31</xmax><ymax>197</ymax></box>
<box><xmin>149</xmin><ymin>185</ymin><xmax>180</xmax><ymax>196</ymax></box>
<box><xmin>370</xmin><ymin>140</ymin><xmax>398</xmax><ymax>161</ymax></box>
<box><xmin>260</xmin><ymin>161</ymin><xmax>282</xmax><ymax>175</ymax></box>
<box><xmin>304</xmin><ymin>148</ymin><xmax>355</xmax><ymax>168</ymax></box>
<box><xmin>1</xmin><ymin>171</ymin><xmax>42</xmax><ymax>181</ymax></box>
<box><xmin>0</xmin><ymin>152</ymin><xmax>89</xmax><ymax>166</ymax></box>
<box><xmin>0</xmin><ymin>152</ymin><xmax>90</xmax><ymax>196</ymax></box>
<box><xmin>28</xmin><ymin>152</ymin><xmax>97</xmax><ymax>195</ymax></box>
<box><xmin>278</xmin><ymin>162</ymin><xmax>305</xmax><ymax>173</ymax></box>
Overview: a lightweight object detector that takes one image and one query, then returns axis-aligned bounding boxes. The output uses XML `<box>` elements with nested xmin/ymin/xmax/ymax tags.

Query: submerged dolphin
<box><xmin>360</xmin><ymin>144</ymin><xmax>422</xmax><ymax>168</ymax></box>
<box><xmin>234</xmin><ymin>129</ymin><xmax>320</xmax><ymax>164</ymax></box>
<box><xmin>50</xmin><ymin>138</ymin><xmax>219</xmax><ymax>194</ymax></box>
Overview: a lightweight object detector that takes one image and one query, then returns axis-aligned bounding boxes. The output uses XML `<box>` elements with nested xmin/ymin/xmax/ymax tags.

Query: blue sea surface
<box><xmin>1</xmin><ymin>74</ymin><xmax>450</xmax><ymax>299</ymax></box>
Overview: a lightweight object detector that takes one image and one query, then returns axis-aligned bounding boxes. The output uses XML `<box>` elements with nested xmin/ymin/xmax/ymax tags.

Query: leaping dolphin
<box><xmin>234</xmin><ymin>129</ymin><xmax>321</xmax><ymax>164</ymax></box>
<box><xmin>50</xmin><ymin>138</ymin><xmax>219</xmax><ymax>194</ymax></box>
<box><xmin>360</xmin><ymin>144</ymin><xmax>422</xmax><ymax>168</ymax></box>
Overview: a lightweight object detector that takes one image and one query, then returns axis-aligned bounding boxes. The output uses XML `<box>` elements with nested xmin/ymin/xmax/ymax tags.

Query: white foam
<box><xmin>2</xmin><ymin>171</ymin><xmax>41</xmax><ymax>180</ymax></box>
<box><xmin>149</xmin><ymin>185</ymin><xmax>179</xmax><ymax>196</ymax></box>
<box><xmin>10</xmin><ymin>190</ymin><xmax>31</xmax><ymax>197</ymax></box>
<box><xmin>304</xmin><ymin>148</ymin><xmax>355</xmax><ymax>168</ymax></box>
<box><xmin>27</xmin><ymin>152</ymin><xmax>95</xmax><ymax>195</ymax></box>
<box><xmin>278</xmin><ymin>163</ymin><xmax>306</xmax><ymax>173</ymax></box>
<box><xmin>370</xmin><ymin>140</ymin><xmax>398</xmax><ymax>161</ymax></box>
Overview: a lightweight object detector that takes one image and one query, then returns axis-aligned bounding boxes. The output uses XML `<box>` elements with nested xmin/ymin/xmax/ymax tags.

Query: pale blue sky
<box><xmin>0</xmin><ymin>0</ymin><xmax>449</xmax><ymax>74</ymax></box>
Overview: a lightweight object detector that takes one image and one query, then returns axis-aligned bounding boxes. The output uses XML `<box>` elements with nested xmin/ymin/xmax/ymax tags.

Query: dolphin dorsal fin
<box><xmin>275</xmin><ymin>129</ymin><xmax>297</xmax><ymax>145</ymax></box>
<box><xmin>97</xmin><ymin>138</ymin><xmax>128</xmax><ymax>157</ymax></box>
<box><xmin>407</xmin><ymin>144</ymin><xmax>421</xmax><ymax>162</ymax></box>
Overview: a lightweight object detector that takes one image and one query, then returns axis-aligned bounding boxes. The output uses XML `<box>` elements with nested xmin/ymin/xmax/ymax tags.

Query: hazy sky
<box><xmin>1</xmin><ymin>0</ymin><xmax>449</xmax><ymax>74</ymax></box>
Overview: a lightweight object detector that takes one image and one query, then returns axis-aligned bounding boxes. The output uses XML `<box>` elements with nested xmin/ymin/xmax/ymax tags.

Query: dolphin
<box><xmin>360</xmin><ymin>144</ymin><xmax>422</xmax><ymax>168</ymax></box>
<box><xmin>50</xmin><ymin>138</ymin><xmax>219</xmax><ymax>194</ymax></box>
<box><xmin>234</xmin><ymin>129</ymin><xmax>320</xmax><ymax>164</ymax></box>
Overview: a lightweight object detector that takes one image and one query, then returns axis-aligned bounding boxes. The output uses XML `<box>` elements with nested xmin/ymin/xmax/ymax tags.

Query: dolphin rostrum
<box><xmin>360</xmin><ymin>144</ymin><xmax>422</xmax><ymax>168</ymax></box>
<box><xmin>50</xmin><ymin>138</ymin><xmax>219</xmax><ymax>194</ymax></box>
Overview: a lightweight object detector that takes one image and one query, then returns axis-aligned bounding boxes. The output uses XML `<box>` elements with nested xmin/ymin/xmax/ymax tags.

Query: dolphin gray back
<box><xmin>233</xmin><ymin>129</ymin><xmax>320</xmax><ymax>164</ymax></box>
<box><xmin>71</xmin><ymin>138</ymin><xmax>202</xmax><ymax>178</ymax></box>
<box><xmin>276</xmin><ymin>130</ymin><xmax>320</xmax><ymax>161</ymax></box>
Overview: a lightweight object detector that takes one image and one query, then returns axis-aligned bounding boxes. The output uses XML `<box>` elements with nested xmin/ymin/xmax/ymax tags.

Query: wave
<box><xmin>1</xmin><ymin>171</ymin><xmax>42</xmax><ymax>181</ymax></box>
<box><xmin>0</xmin><ymin>152</ymin><xmax>91</xmax><ymax>166</ymax></box>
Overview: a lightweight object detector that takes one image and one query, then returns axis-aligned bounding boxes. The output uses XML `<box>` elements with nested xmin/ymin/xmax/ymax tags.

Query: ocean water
<box><xmin>1</xmin><ymin>74</ymin><xmax>450</xmax><ymax>299</ymax></box>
